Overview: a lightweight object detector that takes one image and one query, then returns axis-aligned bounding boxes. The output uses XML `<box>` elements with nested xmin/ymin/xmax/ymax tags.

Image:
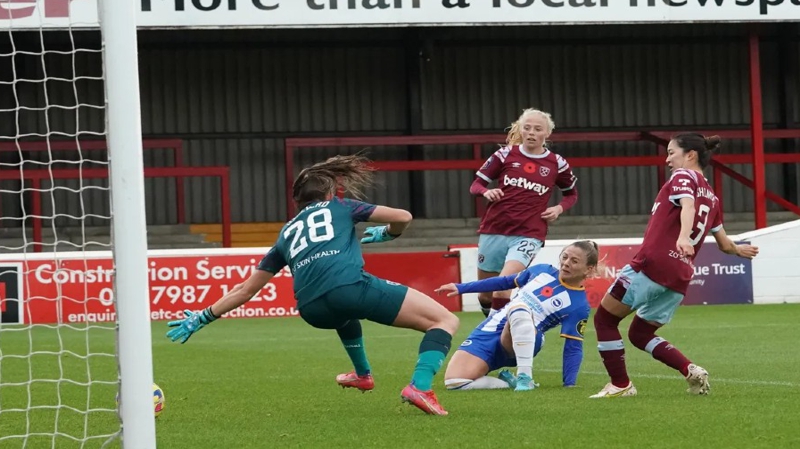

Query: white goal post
<box><xmin>99</xmin><ymin>0</ymin><xmax>157</xmax><ymax>447</ymax></box>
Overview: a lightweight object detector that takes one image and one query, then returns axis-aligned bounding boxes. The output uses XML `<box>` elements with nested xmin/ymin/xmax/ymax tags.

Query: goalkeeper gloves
<box><xmin>360</xmin><ymin>226</ymin><xmax>399</xmax><ymax>244</ymax></box>
<box><xmin>166</xmin><ymin>307</ymin><xmax>218</xmax><ymax>344</ymax></box>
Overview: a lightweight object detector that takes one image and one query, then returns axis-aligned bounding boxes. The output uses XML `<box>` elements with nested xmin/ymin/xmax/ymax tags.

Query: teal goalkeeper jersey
<box><xmin>257</xmin><ymin>198</ymin><xmax>376</xmax><ymax>306</ymax></box>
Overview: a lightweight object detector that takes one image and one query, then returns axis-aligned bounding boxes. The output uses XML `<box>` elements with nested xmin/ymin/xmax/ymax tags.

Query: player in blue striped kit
<box><xmin>436</xmin><ymin>241</ymin><xmax>598</xmax><ymax>391</ymax></box>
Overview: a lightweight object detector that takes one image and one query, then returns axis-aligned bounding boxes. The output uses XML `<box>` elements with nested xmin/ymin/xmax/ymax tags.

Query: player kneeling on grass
<box><xmin>435</xmin><ymin>241</ymin><xmax>597</xmax><ymax>391</ymax></box>
<box><xmin>166</xmin><ymin>155</ymin><xmax>459</xmax><ymax>416</ymax></box>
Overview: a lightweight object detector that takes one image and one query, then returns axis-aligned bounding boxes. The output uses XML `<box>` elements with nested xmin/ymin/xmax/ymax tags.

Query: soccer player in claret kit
<box><xmin>470</xmin><ymin>108</ymin><xmax>579</xmax><ymax>317</ymax></box>
<box><xmin>167</xmin><ymin>155</ymin><xmax>459</xmax><ymax>416</ymax></box>
<box><xmin>591</xmin><ymin>134</ymin><xmax>759</xmax><ymax>398</ymax></box>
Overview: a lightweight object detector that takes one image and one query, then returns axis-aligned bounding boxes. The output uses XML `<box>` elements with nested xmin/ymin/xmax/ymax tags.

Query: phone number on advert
<box><xmin>92</xmin><ymin>284</ymin><xmax>280</xmax><ymax>306</ymax></box>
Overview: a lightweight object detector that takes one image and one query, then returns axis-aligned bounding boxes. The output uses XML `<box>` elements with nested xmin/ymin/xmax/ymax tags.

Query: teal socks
<box><xmin>411</xmin><ymin>328</ymin><xmax>452</xmax><ymax>391</ymax></box>
<box><xmin>337</xmin><ymin>320</ymin><xmax>371</xmax><ymax>376</ymax></box>
<box><xmin>341</xmin><ymin>337</ymin><xmax>371</xmax><ymax>376</ymax></box>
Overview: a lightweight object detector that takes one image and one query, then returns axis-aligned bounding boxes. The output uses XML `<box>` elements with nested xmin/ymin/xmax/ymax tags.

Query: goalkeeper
<box><xmin>166</xmin><ymin>155</ymin><xmax>458</xmax><ymax>416</ymax></box>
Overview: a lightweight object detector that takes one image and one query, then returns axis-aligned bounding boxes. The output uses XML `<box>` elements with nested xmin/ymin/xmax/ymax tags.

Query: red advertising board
<box><xmin>365</xmin><ymin>251</ymin><xmax>461</xmax><ymax>312</ymax></box>
<box><xmin>0</xmin><ymin>250</ymin><xmax>461</xmax><ymax>325</ymax></box>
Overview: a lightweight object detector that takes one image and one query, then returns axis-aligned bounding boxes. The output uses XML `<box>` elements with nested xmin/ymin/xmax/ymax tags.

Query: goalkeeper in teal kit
<box><xmin>166</xmin><ymin>155</ymin><xmax>459</xmax><ymax>416</ymax></box>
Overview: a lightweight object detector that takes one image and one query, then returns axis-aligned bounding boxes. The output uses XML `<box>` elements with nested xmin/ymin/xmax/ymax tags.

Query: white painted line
<box><xmin>538</xmin><ymin>368</ymin><xmax>797</xmax><ymax>388</ymax></box>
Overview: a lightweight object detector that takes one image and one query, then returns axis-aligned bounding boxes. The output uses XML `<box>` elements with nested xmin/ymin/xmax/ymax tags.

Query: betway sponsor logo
<box><xmin>503</xmin><ymin>175</ymin><xmax>550</xmax><ymax>195</ymax></box>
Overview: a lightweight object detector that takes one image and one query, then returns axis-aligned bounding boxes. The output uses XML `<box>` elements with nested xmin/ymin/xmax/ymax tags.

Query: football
<box><xmin>153</xmin><ymin>384</ymin><xmax>165</xmax><ymax>418</ymax></box>
<box><xmin>115</xmin><ymin>383</ymin><xmax>165</xmax><ymax>418</ymax></box>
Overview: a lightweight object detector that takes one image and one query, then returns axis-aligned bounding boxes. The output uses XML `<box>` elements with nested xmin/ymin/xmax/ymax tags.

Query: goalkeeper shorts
<box><xmin>299</xmin><ymin>272</ymin><xmax>408</xmax><ymax>330</ymax></box>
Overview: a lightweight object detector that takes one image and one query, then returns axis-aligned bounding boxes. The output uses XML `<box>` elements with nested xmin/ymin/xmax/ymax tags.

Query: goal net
<box><xmin>0</xmin><ymin>1</ymin><xmax>156</xmax><ymax>448</ymax></box>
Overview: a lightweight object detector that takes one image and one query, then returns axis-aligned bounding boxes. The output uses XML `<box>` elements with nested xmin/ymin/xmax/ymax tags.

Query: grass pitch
<box><xmin>1</xmin><ymin>304</ymin><xmax>798</xmax><ymax>448</ymax></box>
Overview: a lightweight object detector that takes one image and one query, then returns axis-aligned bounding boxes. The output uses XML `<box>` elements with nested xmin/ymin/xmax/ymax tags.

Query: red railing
<box><xmin>284</xmin><ymin>129</ymin><xmax>800</xmax><ymax>225</ymax></box>
<box><xmin>642</xmin><ymin>131</ymin><xmax>800</xmax><ymax>222</ymax></box>
<box><xmin>0</xmin><ymin>139</ymin><xmax>187</xmax><ymax>224</ymax></box>
<box><xmin>0</xmin><ymin>167</ymin><xmax>231</xmax><ymax>251</ymax></box>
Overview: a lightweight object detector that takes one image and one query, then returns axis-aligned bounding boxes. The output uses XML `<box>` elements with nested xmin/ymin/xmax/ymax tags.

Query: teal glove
<box><xmin>361</xmin><ymin>226</ymin><xmax>398</xmax><ymax>244</ymax></box>
<box><xmin>166</xmin><ymin>307</ymin><xmax>217</xmax><ymax>344</ymax></box>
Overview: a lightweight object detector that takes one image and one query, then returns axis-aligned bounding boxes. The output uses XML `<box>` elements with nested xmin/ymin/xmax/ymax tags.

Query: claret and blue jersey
<box><xmin>457</xmin><ymin>264</ymin><xmax>590</xmax><ymax>386</ymax></box>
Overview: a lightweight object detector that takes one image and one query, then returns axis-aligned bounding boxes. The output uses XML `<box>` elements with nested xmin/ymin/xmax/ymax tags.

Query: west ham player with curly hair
<box><xmin>591</xmin><ymin>133</ymin><xmax>759</xmax><ymax>398</ymax></box>
<box><xmin>470</xmin><ymin>108</ymin><xmax>579</xmax><ymax>317</ymax></box>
